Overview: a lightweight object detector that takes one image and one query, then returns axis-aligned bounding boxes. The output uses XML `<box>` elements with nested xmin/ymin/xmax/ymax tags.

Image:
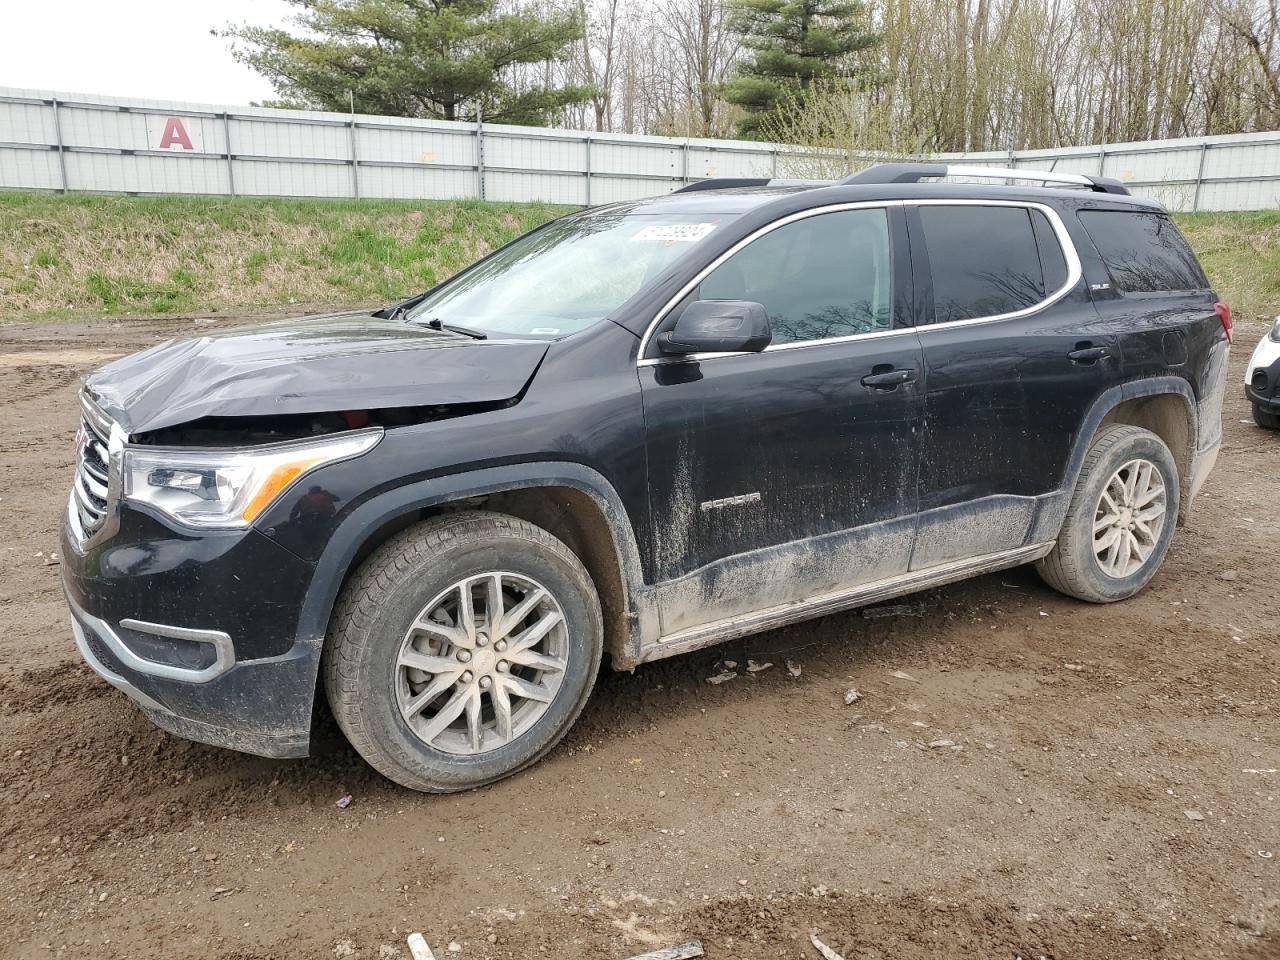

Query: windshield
<box><xmin>406</xmin><ymin>211</ymin><xmax>731</xmax><ymax>337</ymax></box>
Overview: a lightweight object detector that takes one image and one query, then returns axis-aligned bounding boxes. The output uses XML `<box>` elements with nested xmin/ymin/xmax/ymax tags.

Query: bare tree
<box><xmin>522</xmin><ymin>0</ymin><xmax>1280</xmax><ymax>149</ymax></box>
<box><xmin>575</xmin><ymin>0</ymin><xmax>625</xmax><ymax>130</ymax></box>
<box><xmin>1216</xmin><ymin>0</ymin><xmax>1280</xmax><ymax>127</ymax></box>
<box><xmin>654</xmin><ymin>0</ymin><xmax>740</xmax><ymax>136</ymax></box>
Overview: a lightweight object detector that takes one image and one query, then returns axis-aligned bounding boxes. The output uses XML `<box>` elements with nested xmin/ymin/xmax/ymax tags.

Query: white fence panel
<box><xmin>2</xmin><ymin>87</ymin><xmax>1279</xmax><ymax>210</ymax></box>
<box><xmin>356</xmin><ymin>124</ymin><xmax>474</xmax><ymax>170</ymax></box>
<box><xmin>3</xmin><ymin>99</ymin><xmax>56</xmax><ymax>145</ymax></box>
<box><xmin>485</xmin><ymin>169</ymin><xmax>582</xmax><ymax>205</ymax></box>
<box><xmin>235</xmin><ymin>159</ymin><xmax>353</xmax><ymax>198</ymax></box>
<box><xmin>595</xmin><ymin>139</ymin><xmax>679</xmax><ymax>180</ymax></box>
<box><xmin>687</xmin><ymin>144</ymin><xmax>773</xmax><ymax>179</ymax></box>
<box><xmin>358</xmin><ymin>164</ymin><xmax>475</xmax><ymax>201</ymax></box>
<box><xmin>66</xmin><ymin>151</ymin><xmax>228</xmax><ymax>195</ymax></box>
<box><xmin>1200</xmin><ymin>178</ymin><xmax>1280</xmax><ymax>211</ymax></box>
<box><xmin>485</xmin><ymin>129</ymin><xmax>580</xmax><ymax>174</ymax></box>
<box><xmin>233</xmin><ymin>116</ymin><xmax>348</xmax><ymax>161</ymax></box>
<box><xmin>0</xmin><ymin>144</ymin><xmax>59</xmax><ymax>190</ymax></box>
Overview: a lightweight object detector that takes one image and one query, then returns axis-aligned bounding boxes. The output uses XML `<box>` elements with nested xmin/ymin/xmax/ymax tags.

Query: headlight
<box><xmin>1270</xmin><ymin>316</ymin><xmax>1280</xmax><ymax>342</ymax></box>
<box><xmin>123</xmin><ymin>429</ymin><xmax>381</xmax><ymax>528</ymax></box>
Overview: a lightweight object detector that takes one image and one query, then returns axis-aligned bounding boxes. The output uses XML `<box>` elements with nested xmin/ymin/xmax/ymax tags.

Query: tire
<box><xmin>323</xmin><ymin>511</ymin><xmax>603</xmax><ymax>793</ymax></box>
<box><xmin>1035</xmin><ymin>425</ymin><xmax>1180</xmax><ymax>603</ymax></box>
<box><xmin>1253</xmin><ymin>403</ymin><xmax>1280</xmax><ymax>430</ymax></box>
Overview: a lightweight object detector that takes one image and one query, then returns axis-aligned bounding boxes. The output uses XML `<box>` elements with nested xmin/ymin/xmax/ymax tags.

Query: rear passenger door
<box><xmin>907</xmin><ymin>201</ymin><xmax>1118</xmax><ymax>570</ymax></box>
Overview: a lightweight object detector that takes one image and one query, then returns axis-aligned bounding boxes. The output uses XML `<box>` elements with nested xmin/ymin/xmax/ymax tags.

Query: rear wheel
<box><xmin>1036</xmin><ymin>425</ymin><xmax>1179</xmax><ymax>603</ymax></box>
<box><xmin>1253</xmin><ymin>402</ymin><xmax>1280</xmax><ymax>430</ymax></box>
<box><xmin>323</xmin><ymin>511</ymin><xmax>602</xmax><ymax>792</ymax></box>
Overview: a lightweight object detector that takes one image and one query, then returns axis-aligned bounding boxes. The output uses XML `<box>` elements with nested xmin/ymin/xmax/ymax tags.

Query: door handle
<box><xmin>860</xmin><ymin>367</ymin><xmax>917</xmax><ymax>390</ymax></box>
<box><xmin>1067</xmin><ymin>346</ymin><xmax>1110</xmax><ymax>364</ymax></box>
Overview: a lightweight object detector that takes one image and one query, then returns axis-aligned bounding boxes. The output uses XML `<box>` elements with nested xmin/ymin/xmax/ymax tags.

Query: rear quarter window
<box><xmin>1079</xmin><ymin>210</ymin><xmax>1208</xmax><ymax>295</ymax></box>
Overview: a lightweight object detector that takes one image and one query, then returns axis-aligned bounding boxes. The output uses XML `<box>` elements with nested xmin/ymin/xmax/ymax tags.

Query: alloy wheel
<box><xmin>395</xmin><ymin>572</ymin><xmax>568</xmax><ymax>755</ymax></box>
<box><xmin>1092</xmin><ymin>458</ymin><xmax>1167</xmax><ymax>579</ymax></box>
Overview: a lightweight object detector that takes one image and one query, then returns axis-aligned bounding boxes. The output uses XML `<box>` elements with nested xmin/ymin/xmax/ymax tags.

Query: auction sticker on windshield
<box><xmin>632</xmin><ymin>222</ymin><xmax>719</xmax><ymax>245</ymax></box>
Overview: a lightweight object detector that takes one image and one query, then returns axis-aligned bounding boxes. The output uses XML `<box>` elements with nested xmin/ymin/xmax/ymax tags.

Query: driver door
<box><xmin>638</xmin><ymin>205</ymin><xmax>924</xmax><ymax>638</ymax></box>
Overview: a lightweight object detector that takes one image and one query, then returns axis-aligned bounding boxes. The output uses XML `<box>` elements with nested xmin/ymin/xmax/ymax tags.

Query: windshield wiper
<box><xmin>374</xmin><ymin>291</ymin><xmax>428</xmax><ymax>322</ymax></box>
<box><xmin>421</xmin><ymin>317</ymin><xmax>488</xmax><ymax>340</ymax></box>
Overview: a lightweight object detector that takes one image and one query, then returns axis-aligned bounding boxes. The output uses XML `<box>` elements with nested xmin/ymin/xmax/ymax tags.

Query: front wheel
<box><xmin>323</xmin><ymin>511</ymin><xmax>603</xmax><ymax>792</ymax></box>
<box><xmin>1035</xmin><ymin>425</ymin><xmax>1180</xmax><ymax>603</ymax></box>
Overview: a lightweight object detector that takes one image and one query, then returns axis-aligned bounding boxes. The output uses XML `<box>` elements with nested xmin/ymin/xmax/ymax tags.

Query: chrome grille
<box><xmin>70</xmin><ymin>397</ymin><xmax>116</xmax><ymax>539</ymax></box>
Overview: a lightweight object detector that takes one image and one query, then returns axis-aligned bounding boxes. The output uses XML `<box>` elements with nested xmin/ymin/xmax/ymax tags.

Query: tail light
<box><xmin>1215</xmin><ymin>302</ymin><xmax>1233</xmax><ymax>344</ymax></box>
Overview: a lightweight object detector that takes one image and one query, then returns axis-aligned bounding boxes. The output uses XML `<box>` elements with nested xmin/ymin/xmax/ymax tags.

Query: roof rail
<box><xmin>674</xmin><ymin>177</ymin><xmax>835</xmax><ymax>194</ymax></box>
<box><xmin>674</xmin><ymin>164</ymin><xmax>1132</xmax><ymax>197</ymax></box>
<box><xmin>841</xmin><ymin>162</ymin><xmax>1130</xmax><ymax>195</ymax></box>
<box><xmin>672</xmin><ymin>178</ymin><xmax>770</xmax><ymax>193</ymax></box>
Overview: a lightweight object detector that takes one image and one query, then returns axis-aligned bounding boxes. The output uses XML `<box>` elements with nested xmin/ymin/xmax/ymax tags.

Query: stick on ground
<box><xmin>810</xmin><ymin>932</ymin><xmax>847</xmax><ymax>960</ymax></box>
<box><xmin>406</xmin><ymin>932</ymin><xmax>436</xmax><ymax>960</ymax></box>
<box><xmin>624</xmin><ymin>943</ymin><xmax>705</xmax><ymax>960</ymax></box>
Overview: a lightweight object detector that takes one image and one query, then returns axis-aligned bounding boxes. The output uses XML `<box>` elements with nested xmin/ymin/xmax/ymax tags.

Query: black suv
<box><xmin>62</xmin><ymin>163</ymin><xmax>1231</xmax><ymax>792</ymax></box>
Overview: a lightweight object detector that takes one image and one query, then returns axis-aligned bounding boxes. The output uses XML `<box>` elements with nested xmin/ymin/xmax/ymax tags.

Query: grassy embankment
<box><xmin>0</xmin><ymin>193</ymin><xmax>570</xmax><ymax>320</ymax></box>
<box><xmin>0</xmin><ymin>192</ymin><xmax>1277</xmax><ymax>324</ymax></box>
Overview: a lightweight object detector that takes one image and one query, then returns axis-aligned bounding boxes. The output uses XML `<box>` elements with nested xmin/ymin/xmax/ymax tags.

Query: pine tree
<box><xmin>723</xmin><ymin>0</ymin><xmax>878</xmax><ymax>138</ymax></box>
<box><xmin>228</xmin><ymin>0</ymin><xmax>591</xmax><ymax>125</ymax></box>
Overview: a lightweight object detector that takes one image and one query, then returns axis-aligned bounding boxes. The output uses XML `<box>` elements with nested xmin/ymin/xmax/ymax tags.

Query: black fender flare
<box><xmin>1033</xmin><ymin>376</ymin><xmax>1197</xmax><ymax>540</ymax></box>
<box><xmin>293</xmin><ymin>461</ymin><xmax>656</xmax><ymax>682</ymax></box>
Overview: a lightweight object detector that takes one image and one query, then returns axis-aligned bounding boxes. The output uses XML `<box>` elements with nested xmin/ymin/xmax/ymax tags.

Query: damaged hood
<box><xmin>85</xmin><ymin>311</ymin><xmax>549</xmax><ymax>434</ymax></box>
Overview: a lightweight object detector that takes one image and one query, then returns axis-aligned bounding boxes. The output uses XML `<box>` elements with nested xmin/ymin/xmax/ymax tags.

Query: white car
<box><xmin>1246</xmin><ymin>317</ymin><xmax>1280</xmax><ymax>429</ymax></box>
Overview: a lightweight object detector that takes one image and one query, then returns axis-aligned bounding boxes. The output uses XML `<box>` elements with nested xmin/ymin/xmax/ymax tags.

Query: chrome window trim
<box><xmin>907</xmin><ymin>199</ymin><xmax>1083</xmax><ymax>329</ymax></box>
<box><xmin>636</xmin><ymin>200</ymin><xmax>903</xmax><ymax>365</ymax></box>
<box><xmin>635</xmin><ymin>198</ymin><xmax>1082</xmax><ymax>368</ymax></box>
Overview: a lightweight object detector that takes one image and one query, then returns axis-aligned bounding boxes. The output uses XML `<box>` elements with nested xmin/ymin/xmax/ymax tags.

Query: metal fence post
<box><xmin>1192</xmin><ymin>142</ymin><xmax>1209</xmax><ymax>212</ymax></box>
<box><xmin>771</xmin><ymin>145</ymin><xmax>779</xmax><ymax>178</ymax></box>
<box><xmin>475</xmin><ymin>108</ymin><xmax>485</xmax><ymax>200</ymax></box>
<box><xmin>50</xmin><ymin>97</ymin><xmax>69</xmax><ymax>193</ymax></box>
<box><xmin>223</xmin><ymin>112</ymin><xmax>236</xmax><ymax>196</ymax></box>
<box><xmin>584</xmin><ymin>135</ymin><xmax>592</xmax><ymax>207</ymax></box>
<box><xmin>682</xmin><ymin>139</ymin><xmax>690</xmax><ymax>185</ymax></box>
<box><xmin>348</xmin><ymin>95</ymin><xmax>360</xmax><ymax>199</ymax></box>
<box><xmin>1097</xmin><ymin>144</ymin><xmax>1106</xmax><ymax>176</ymax></box>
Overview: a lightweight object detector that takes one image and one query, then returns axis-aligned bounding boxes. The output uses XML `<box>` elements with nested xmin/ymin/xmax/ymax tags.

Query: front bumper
<box><xmin>1245</xmin><ymin>337</ymin><xmax>1280</xmax><ymax>411</ymax></box>
<box><xmin>61</xmin><ymin>506</ymin><xmax>324</xmax><ymax>759</ymax></box>
<box><xmin>1247</xmin><ymin>385</ymin><xmax>1280</xmax><ymax>413</ymax></box>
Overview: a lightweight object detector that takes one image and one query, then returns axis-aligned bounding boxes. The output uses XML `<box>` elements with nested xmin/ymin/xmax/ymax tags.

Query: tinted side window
<box><xmin>920</xmin><ymin>206</ymin><xmax>1046</xmax><ymax>323</ymax></box>
<box><xmin>1079</xmin><ymin>210</ymin><xmax>1207</xmax><ymax>294</ymax></box>
<box><xmin>697</xmin><ymin>208</ymin><xmax>892</xmax><ymax>344</ymax></box>
<box><xmin>1031</xmin><ymin>210</ymin><xmax>1069</xmax><ymax>292</ymax></box>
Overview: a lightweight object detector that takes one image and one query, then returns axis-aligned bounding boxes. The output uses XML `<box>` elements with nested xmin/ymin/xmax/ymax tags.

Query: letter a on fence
<box><xmin>154</xmin><ymin>117</ymin><xmax>195</xmax><ymax>151</ymax></box>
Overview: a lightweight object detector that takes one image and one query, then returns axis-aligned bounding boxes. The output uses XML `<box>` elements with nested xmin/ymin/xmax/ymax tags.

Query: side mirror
<box><xmin>657</xmin><ymin>300</ymin><xmax>772</xmax><ymax>356</ymax></box>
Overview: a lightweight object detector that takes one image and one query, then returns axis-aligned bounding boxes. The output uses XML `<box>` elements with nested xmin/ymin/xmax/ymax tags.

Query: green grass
<box><xmin>1174</xmin><ymin>210</ymin><xmax>1280</xmax><ymax>325</ymax></box>
<box><xmin>0</xmin><ymin>192</ymin><xmax>1276</xmax><ymax>324</ymax></box>
<box><xmin>0</xmin><ymin>193</ymin><xmax>570</xmax><ymax>320</ymax></box>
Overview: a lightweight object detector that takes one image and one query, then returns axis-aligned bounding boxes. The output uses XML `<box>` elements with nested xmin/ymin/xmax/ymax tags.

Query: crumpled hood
<box><xmin>85</xmin><ymin>311</ymin><xmax>549</xmax><ymax>435</ymax></box>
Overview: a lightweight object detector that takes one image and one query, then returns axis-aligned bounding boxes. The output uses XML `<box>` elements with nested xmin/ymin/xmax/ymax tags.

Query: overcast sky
<box><xmin>3</xmin><ymin>0</ymin><xmax>295</xmax><ymax>106</ymax></box>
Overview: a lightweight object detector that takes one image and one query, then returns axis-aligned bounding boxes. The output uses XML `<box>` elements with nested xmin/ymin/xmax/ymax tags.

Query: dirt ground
<box><xmin>0</xmin><ymin>316</ymin><xmax>1276</xmax><ymax>960</ymax></box>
